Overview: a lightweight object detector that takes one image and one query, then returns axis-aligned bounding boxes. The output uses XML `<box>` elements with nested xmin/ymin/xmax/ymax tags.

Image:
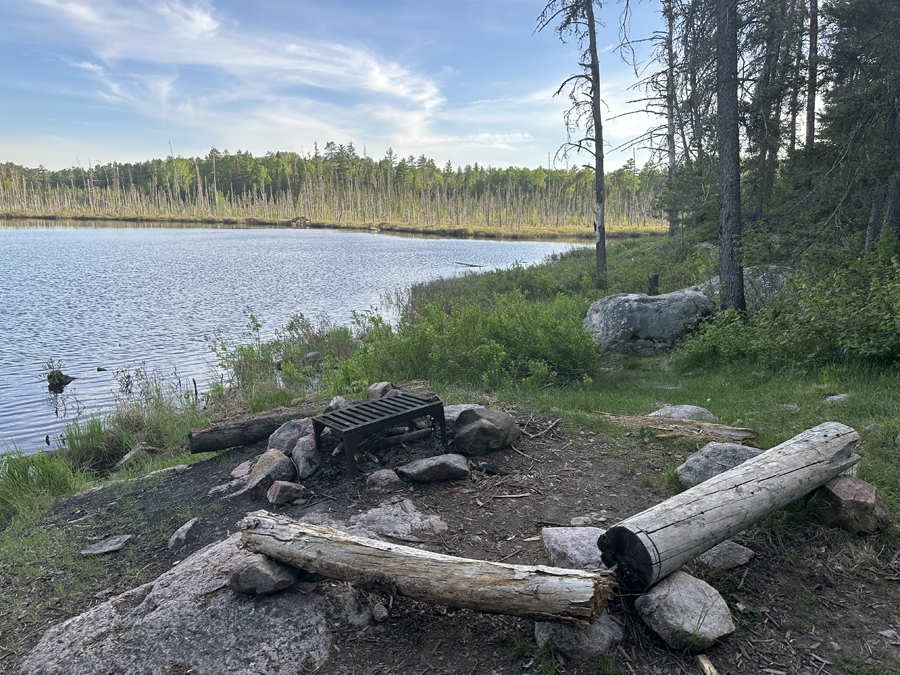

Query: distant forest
<box><xmin>0</xmin><ymin>144</ymin><xmax>664</xmax><ymax>233</ymax></box>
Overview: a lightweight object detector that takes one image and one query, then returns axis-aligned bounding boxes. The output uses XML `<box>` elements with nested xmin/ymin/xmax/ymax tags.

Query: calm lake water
<box><xmin>0</xmin><ymin>221</ymin><xmax>580</xmax><ymax>453</ymax></box>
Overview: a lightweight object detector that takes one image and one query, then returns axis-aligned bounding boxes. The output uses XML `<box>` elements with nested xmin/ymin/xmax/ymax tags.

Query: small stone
<box><xmin>208</xmin><ymin>478</ymin><xmax>245</xmax><ymax>497</ymax></box>
<box><xmin>814</xmin><ymin>476</ymin><xmax>890</xmax><ymax>534</ymax></box>
<box><xmin>366</xmin><ymin>469</ymin><xmax>401</xmax><ymax>490</ymax></box>
<box><xmin>324</xmin><ymin>396</ymin><xmax>350</xmax><ymax>413</ymax></box>
<box><xmin>824</xmin><ymin>394</ymin><xmax>848</xmax><ymax>404</ymax></box>
<box><xmin>635</xmin><ymin>571</ymin><xmax>734</xmax><ymax>652</ymax></box>
<box><xmin>777</xmin><ymin>403</ymin><xmax>800</xmax><ymax>411</ymax></box>
<box><xmin>230</xmin><ymin>460</ymin><xmax>254</xmax><ymax>480</ymax></box>
<box><xmin>366</xmin><ymin>382</ymin><xmax>395</xmax><ymax>399</ymax></box>
<box><xmin>569</xmin><ymin>516</ymin><xmax>593</xmax><ymax>527</ymax></box>
<box><xmin>227</xmin><ymin>554</ymin><xmax>299</xmax><ymax>595</ymax></box>
<box><xmin>267</xmin><ymin>481</ymin><xmax>311</xmax><ymax>504</ymax></box>
<box><xmin>397</xmin><ymin>454</ymin><xmax>469</xmax><ymax>482</ymax></box>
<box><xmin>372</xmin><ymin>603</ymin><xmax>389</xmax><ymax>622</ymax></box>
<box><xmin>291</xmin><ymin>435</ymin><xmax>321</xmax><ymax>479</ymax></box>
<box><xmin>535</xmin><ymin>611</ymin><xmax>623</xmax><ymax>659</ymax></box>
<box><xmin>246</xmin><ymin>449</ymin><xmax>296</xmax><ymax>497</ymax></box>
<box><xmin>541</xmin><ymin>527</ymin><xmax>608</xmax><ymax>570</ymax></box>
<box><xmin>698</xmin><ymin>540</ymin><xmax>755</xmax><ymax>570</ymax></box>
<box><xmin>81</xmin><ymin>535</ymin><xmax>132</xmax><ymax>555</ymax></box>
<box><xmin>676</xmin><ymin>442</ymin><xmax>763</xmax><ymax>487</ymax></box>
<box><xmin>167</xmin><ymin>518</ymin><xmax>198</xmax><ymax>550</ymax></box>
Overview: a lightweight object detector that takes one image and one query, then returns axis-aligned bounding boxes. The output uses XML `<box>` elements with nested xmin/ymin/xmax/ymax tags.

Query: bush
<box><xmin>678</xmin><ymin>235</ymin><xmax>900</xmax><ymax>368</ymax></box>
<box><xmin>333</xmin><ymin>291</ymin><xmax>600</xmax><ymax>391</ymax></box>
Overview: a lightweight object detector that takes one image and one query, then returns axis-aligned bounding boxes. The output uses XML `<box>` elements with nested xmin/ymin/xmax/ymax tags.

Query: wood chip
<box><xmin>695</xmin><ymin>654</ymin><xmax>719</xmax><ymax>675</ymax></box>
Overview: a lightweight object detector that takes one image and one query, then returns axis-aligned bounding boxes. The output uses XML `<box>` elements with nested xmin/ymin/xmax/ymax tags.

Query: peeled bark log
<box><xmin>598</xmin><ymin>422</ymin><xmax>859</xmax><ymax>591</ymax></box>
<box><xmin>189</xmin><ymin>400</ymin><xmax>325</xmax><ymax>454</ymax></box>
<box><xmin>238</xmin><ymin>510</ymin><xmax>614</xmax><ymax>626</ymax></box>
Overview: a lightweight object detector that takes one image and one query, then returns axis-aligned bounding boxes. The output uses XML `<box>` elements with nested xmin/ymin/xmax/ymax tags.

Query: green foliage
<box><xmin>0</xmin><ymin>450</ymin><xmax>87</xmax><ymax>528</ymax></box>
<box><xmin>679</xmin><ymin>243</ymin><xmax>900</xmax><ymax>369</ymax></box>
<box><xmin>334</xmin><ymin>290</ymin><xmax>599</xmax><ymax>392</ymax></box>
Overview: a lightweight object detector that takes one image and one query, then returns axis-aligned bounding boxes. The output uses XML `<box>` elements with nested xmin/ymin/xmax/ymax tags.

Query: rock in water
<box><xmin>47</xmin><ymin>369</ymin><xmax>76</xmax><ymax>394</ymax></box>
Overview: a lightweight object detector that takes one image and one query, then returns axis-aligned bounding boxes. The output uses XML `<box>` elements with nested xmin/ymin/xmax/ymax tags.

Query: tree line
<box><xmin>0</xmin><ymin>143</ymin><xmax>665</xmax><ymax>233</ymax></box>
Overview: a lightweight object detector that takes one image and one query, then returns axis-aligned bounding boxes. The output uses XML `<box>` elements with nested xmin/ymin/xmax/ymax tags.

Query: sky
<box><xmin>0</xmin><ymin>0</ymin><xmax>664</xmax><ymax>173</ymax></box>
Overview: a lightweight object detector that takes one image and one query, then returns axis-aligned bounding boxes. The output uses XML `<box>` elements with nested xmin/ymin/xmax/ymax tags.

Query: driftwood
<box><xmin>189</xmin><ymin>400</ymin><xmax>326</xmax><ymax>454</ymax></box>
<box><xmin>599</xmin><ymin>412</ymin><xmax>758</xmax><ymax>445</ymax></box>
<box><xmin>598</xmin><ymin>422</ymin><xmax>859</xmax><ymax>591</ymax></box>
<box><xmin>238</xmin><ymin>510</ymin><xmax>614</xmax><ymax>626</ymax></box>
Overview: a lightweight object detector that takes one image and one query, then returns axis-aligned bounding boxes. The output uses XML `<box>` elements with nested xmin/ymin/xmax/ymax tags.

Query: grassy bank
<box><xmin>2</xmin><ymin>231</ymin><xmax>898</xmax><ymax>529</ymax></box>
<box><xmin>1</xmin><ymin>212</ymin><xmax>666</xmax><ymax>241</ymax></box>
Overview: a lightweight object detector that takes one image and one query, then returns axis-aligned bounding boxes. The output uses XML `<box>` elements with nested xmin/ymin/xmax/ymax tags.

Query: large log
<box><xmin>598</xmin><ymin>422</ymin><xmax>859</xmax><ymax>591</ymax></box>
<box><xmin>189</xmin><ymin>400</ymin><xmax>325</xmax><ymax>454</ymax></box>
<box><xmin>238</xmin><ymin>510</ymin><xmax>614</xmax><ymax>626</ymax></box>
<box><xmin>599</xmin><ymin>412</ymin><xmax>758</xmax><ymax>444</ymax></box>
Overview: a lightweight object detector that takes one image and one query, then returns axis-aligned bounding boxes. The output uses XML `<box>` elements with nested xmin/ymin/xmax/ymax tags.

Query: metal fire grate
<box><xmin>312</xmin><ymin>392</ymin><xmax>446</xmax><ymax>478</ymax></box>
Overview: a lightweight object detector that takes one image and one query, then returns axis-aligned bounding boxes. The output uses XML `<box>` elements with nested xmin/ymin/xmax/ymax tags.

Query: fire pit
<box><xmin>312</xmin><ymin>393</ymin><xmax>447</xmax><ymax>477</ymax></box>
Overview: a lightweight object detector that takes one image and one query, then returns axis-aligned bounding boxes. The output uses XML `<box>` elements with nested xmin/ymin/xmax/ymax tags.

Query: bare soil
<box><xmin>2</xmin><ymin>412</ymin><xmax>899</xmax><ymax>675</ymax></box>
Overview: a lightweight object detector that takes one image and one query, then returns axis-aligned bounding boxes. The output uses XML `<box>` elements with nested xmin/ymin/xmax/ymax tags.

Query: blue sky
<box><xmin>0</xmin><ymin>1</ymin><xmax>662</xmax><ymax>172</ymax></box>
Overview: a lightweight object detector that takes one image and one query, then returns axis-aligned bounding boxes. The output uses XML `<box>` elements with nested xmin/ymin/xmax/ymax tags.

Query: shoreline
<box><xmin>0</xmin><ymin>212</ymin><xmax>656</xmax><ymax>242</ymax></box>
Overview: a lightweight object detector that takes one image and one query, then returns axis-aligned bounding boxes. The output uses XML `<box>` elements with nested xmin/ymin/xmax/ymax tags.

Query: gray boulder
<box><xmin>649</xmin><ymin>405</ymin><xmax>719</xmax><ymax>423</ymax></box>
<box><xmin>246</xmin><ymin>449</ymin><xmax>297</xmax><ymax>497</ymax></box>
<box><xmin>535</xmin><ymin>611</ymin><xmax>623</xmax><ymax>659</ymax></box>
<box><xmin>324</xmin><ymin>396</ymin><xmax>350</xmax><ymax>413</ymax></box>
<box><xmin>689</xmin><ymin>265</ymin><xmax>792</xmax><ymax>309</ymax></box>
<box><xmin>452</xmin><ymin>408</ymin><xmax>520</xmax><ymax>456</ymax></box>
<box><xmin>397</xmin><ymin>454</ymin><xmax>469</xmax><ymax>482</ymax></box>
<box><xmin>266</xmin><ymin>481</ymin><xmax>311</xmax><ymax>504</ymax></box>
<box><xmin>676</xmin><ymin>442</ymin><xmax>763</xmax><ymax>487</ymax></box>
<box><xmin>541</xmin><ymin>527</ymin><xmax>608</xmax><ymax>570</ymax></box>
<box><xmin>291</xmin><ymin>435</ymin><xmax>320</xmax><ymax>479</ymax></box>
<box><xmin>167</xmin><ymin>518</ymin><xmax>198</xmax><ymax>550</ymax></box>
<box><xmin>584</xmin><ymin>290</ymin><xmax>712</xmax><ymax>354</ymax></box>
<box><xmin>21</xmin><ymin>534</ymin><xmax>367</xmax><ymax>675</ymax></box>
<box><xmin>635</xmin><ymin>571</ymin><xmax>734</xmax><ymax>652</ymax></box>
<box><xmin>267</xmin><ymin>418</ymin><xmax>312</xmax><ymax>455</ymax></box>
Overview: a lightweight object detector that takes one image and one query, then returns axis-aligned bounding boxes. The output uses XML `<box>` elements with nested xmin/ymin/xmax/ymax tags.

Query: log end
<box><xmin>597</xmin><ymin>527</ymin><xmax>655</xmax><ymax>592</ymax></box>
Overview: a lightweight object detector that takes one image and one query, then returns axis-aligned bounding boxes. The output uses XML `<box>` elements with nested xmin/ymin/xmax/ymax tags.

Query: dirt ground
<box><xmin>2</xmin><ymin>410</ymin><xmax>899</xmax><ymax>675</ymax></box>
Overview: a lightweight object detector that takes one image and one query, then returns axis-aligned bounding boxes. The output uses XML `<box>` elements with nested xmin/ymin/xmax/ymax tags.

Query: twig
<box><xmin>530</xmin><ymin>418</ymin><xmax>561</xmax><ymax>440</ymax></box>
<box><xmin>497</xmin><ymin>547</ymin><xmax>522</xmax><ymax>562</ymax></box>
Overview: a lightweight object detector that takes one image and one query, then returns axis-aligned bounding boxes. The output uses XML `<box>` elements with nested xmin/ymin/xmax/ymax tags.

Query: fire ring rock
<box><xmin>451</xmin><ymin>408</ymin><xmax>520</xmax><ymax>456</ymax></box>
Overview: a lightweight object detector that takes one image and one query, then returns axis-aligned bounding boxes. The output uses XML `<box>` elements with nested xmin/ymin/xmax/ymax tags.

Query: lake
<box><xmin>0</xmin><ymin>221</ymin><xmax>580</xmax><ymax>453</ymax></box>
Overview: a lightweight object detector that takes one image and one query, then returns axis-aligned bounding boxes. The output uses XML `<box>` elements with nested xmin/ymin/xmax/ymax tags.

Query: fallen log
<box><xmin>599</xmin><ymin>412</ymin><xmax>758</xmax><ymax>445</ymax></box>
<box><xmin>238</xmin><ymin>510</ymin><xmax>614</xmax><ymax>626</ymax></box>
<box><xmin>598</xmin><ymin>421</ymin><xmax>859</xmax><ymax>591</ymax></box>
<box><xmin>189</xmin><ymin>400</ymin><xmax>326</xmax><ymax>454</ymax></box>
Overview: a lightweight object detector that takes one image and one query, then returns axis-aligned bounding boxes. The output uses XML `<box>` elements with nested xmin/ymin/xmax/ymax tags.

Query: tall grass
<box><xmin>0</xmin><ymin>449</ymin><xmax>90</xmax><ymax>528</ymax></box>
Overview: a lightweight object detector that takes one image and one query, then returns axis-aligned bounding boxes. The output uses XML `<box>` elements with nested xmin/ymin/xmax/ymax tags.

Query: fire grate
<box><xmin>312</xmin><ymin>392</ymin><xmax>446</xmax><ymax>478</ymax></box>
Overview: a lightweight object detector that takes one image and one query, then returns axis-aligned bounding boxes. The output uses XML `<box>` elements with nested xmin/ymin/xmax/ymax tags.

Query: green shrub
<box><xmin>678</xmin><ymin>237</ymin><xmax>900</xmax><ymax>369</ymax></box>
<box><xmin>333</xmin><ymin>291</ymin><xmax>600</xmax><ymax>391</ymax></box>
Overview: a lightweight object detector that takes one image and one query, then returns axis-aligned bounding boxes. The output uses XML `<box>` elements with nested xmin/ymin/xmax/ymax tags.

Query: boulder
<box><xmin>634</xmin><ymin>571</ymin><xmax>734</xmax><ymax>652</ymax></box>
<box><xmin>443</xmin><ymin>403</ymin><xmax>485</xmax><ymax>425</ymax></box>
<box><xmin>541</xmin><ymin>527</ymin><xmax>609</xmax><ymax>570</ymax></box>
<box><xmin>689</xmin><ymin>265</ymin><xmax>793</xmax><ymax>309</ymax></box>
<box><xmin>698</xmin><ymin>540</ymin><xmax>755</xmax><ymax>570</ymax></box>
<box><xmin>291</xmin><ymin>435</ymin><xmax>320</xmax><ymax>479</ymax></box>
<box><xmin>452</xmin><ymin>408</ymin><xmax>520</xmax><ymax>456</ymax></box>
<box><xmin>534</xmin><ymin>610</ymin><xmax>624</xmax><ymax>659</ymax></box>
<box><xmin>267</xmin><ymin>418</ymin><xmax>312</xmax><ymax>455</ymax></box>
<box><xmin>814</xmin><ymin>476</ymin><xmax>891</xmax><ymax>534</ymax></box>
<box><xmin>21</xmin><ymin>534</ymin><xmax>370</xmax><ymax>675</ymax></box>
<box><xmin>396</xmin><ymin>454</ymin><xmax>469</xmax><ymax>482</ymax></box>
<box><xmin>304</xmin><ymin>496</ymin><xmax>448</xmax><ymax>540</ymax></box>
<box><xmin>246</xmin><ymin>449</ymin><xmax>296</xmax><ymax>497</ymax></box>
<box><xmin>584</xmin><ymin>289</ymin><xmax>712</xmax><ymax>354</ymax></box>
<box><xmin>649</xmin><ymin>405</ymin><xmax>719</xmax><ymax>423</ymax></box>
<box><xmin>676</xmin><ymin>442</ymin><xmax>763</xmax><ymax>487</ymax></box>
<box><xmin>366</xmin><ymin>382</ymin><xmax>395</xmax><ymax>399</ymax></box>
<box><xmin>228</xmin><ymin>553</ymin><xmax>299</xmax><ymax>595</ymax></box>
